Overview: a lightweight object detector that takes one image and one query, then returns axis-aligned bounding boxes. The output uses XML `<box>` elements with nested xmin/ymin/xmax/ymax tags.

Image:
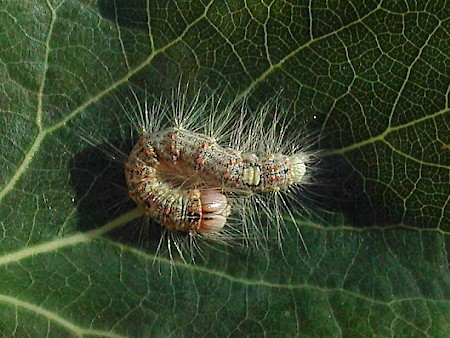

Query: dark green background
<box><xmin>0</xmin><ymin>1</ymin><xmax>448</xmax><ymax>337</ymax></box>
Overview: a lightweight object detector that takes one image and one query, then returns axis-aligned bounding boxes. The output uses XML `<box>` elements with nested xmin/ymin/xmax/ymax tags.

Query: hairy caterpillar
<box><xmin>79</xmin><ymin>83</ymin><xmax>318</xmax><ymax>263</ymax></box>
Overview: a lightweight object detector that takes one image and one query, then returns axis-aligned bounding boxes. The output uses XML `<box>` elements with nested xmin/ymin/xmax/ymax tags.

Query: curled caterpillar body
<box><xmin>79</xmin><ymin>83</ymin><xmax>319</xmax><ymax>263</ymax></box>
<box><xmin>125</xmin><ymin>112</ymin><xmax>316</xmax><ymax>253</ymax></box>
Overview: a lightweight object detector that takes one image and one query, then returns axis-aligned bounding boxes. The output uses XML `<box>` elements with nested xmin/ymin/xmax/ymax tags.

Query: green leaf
<box><xmin>1</xmin><ymin>1</ymin><xmax>449</xmax><ymax>337</ymax></box>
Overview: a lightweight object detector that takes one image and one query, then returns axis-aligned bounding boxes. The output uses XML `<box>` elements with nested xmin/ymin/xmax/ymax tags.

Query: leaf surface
<box><xmin>0</xmin><ymin>1</ymin><xmax>449</xmax><ymax>337</ymax></box>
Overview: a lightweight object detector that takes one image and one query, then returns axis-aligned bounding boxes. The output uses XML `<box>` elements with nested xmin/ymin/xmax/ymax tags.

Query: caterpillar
<box><xmin>79</xmin><ymin>83</ymin><xmax>318</xmax><ymax>263</ymax></box>
<box><xmin>125</xmin><ymin>124</ymin><xmax>308</xmax><ymax>231</ymax></box>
